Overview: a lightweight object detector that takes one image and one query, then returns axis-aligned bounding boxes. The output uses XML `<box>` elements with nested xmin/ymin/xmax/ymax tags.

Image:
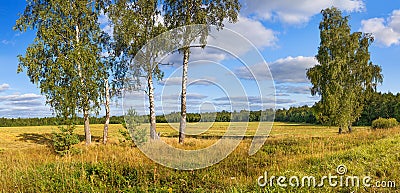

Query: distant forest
<box><xmin>1</xmin><ymin>92</ymin><xmax>399</xmax><ymax>127</ymax></box>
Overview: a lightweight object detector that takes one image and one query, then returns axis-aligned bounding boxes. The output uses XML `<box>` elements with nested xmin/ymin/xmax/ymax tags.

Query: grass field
<box><xmin>0</xmin><ymin>122</ymin><xmax>399</xmax><ymax>192</ymax></box>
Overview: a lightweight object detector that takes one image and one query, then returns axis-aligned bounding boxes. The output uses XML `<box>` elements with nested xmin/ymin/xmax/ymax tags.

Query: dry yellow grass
<box><xmin>0</xmin><ymin>122</ymin><xmax>399</xmax><ymax>192</ymax></box>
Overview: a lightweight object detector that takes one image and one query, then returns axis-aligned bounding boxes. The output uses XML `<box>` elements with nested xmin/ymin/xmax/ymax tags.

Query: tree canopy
<box><xmin>109</xmin><ymin>0</ymin><xmax>166</xmax><ymax>140</ymax></box>
<box><xmin>162</xmin><ymin>0</ymin><xmax>241</xmax><ymax>144</ymax></box>
<box><xmin>15</xmin><ymin>0</ymin><xmax>110</xmax><ymax>144</ymax></box>
<box><xmin>307</xmin><ymin>7</ymin><xmax>383</xmax><ymax>133</ymax></box>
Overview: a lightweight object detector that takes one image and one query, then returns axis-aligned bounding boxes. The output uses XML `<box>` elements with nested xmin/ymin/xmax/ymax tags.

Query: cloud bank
<box><xmin>242</xmin><ymin>0</ymin><xmax>365</xmax><ymax>25</ymax></box>
<box><xmin>361</xmin><ymin>9</ymin><xmax>400</xmax><ymax>47</ymax></box>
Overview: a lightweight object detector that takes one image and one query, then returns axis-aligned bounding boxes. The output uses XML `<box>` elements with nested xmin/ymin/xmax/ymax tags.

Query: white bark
<box><xmin>103</xmin><ymin>79</ymin><xmax>110</xmax><ymax>144</ymax></box>
<box><xmin>148</xmin><ymin>74</ymin><xmax>158</xmax><ymax>140</ymax></box>
<box><xmin>179</xmin><ymin>48</ymin><xmax>190</xmax><ymax>144</ymax></box>
<box><xmin>84</xmin><ymin>110</ymin><xmax>91</xmax><ymax>145</ymax></box>
<box><xmin>76</xmin><ymin>25</ymin><xmax>91</xmax><ymax>145</ymax></box>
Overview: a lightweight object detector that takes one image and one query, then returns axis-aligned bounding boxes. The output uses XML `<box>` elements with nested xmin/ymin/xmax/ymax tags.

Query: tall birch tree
<box><xmin>15</xmin><ymin>0</ymin><xmax>110</xmax><ymax>145</ymax></box>
<box><xmin>306</xmin><ymin>7</ymin><xmax>383</xmax><ymax>134</ymax></box>
<box><xmin>163</xmin><ymin>0</ymin><xmax>240</xmax><ymax>144</ymax></box>
<box><xmin>109</xmin><ymin>0</ymin><xmax>165</xmax><ymax>140</ymax></box>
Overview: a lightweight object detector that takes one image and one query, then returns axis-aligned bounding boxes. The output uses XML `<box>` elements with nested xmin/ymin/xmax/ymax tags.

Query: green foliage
<box><xmin>163</xmin><ymin>0</ymin><xmax>241</xmax><ymax>29</ymax></box>
<box><xmin>163</xmin><ymin>0</ymin><xmax>241</xmax><ymax>143</ymax></box>
<box><xmin>372</xmin><ymin>118</ymin><xmax>398</xmax><ymax>129</ymax></box>
<box><xmin>109</xmin><ymin>0</ymin><xmax>166</xmax><ymax>83</ymax></box>
<box><xmin>275</xmin><ymin>106</ymin><xmax>317</xmax><ymax>124</ymax></box>
<box><xmin>15</xmin><ymin>0</ymin><xmax>110</xmax><ymax>119</ymax></box>
<box><xmin>307</xmin><ymin>7</ymin><xmax>383</xmax><ymax>131</ymax></box>
<box><xmin>15</xmin><ymin>0</ymin><xmax>112</xmax><ymax>144</ymax></box>
<box><xmin>51</xmin><ymin>125</ymin><xmax>80</xmax><ymax>156</ymax></box>
<box><xmin>10</xmin><ymin>162</ymin><xmax>141</xmax><ymax>192</ymax></box>
<box><xmin>118</xmin><ymin>128</ymin><xmax>132</xmax><ymax>145</ymax></box>
<box><xmin>358</xmin><ymin>92</ymin><xmax>400</xmax><ymax>125</ymax></box>
<box><xmin>109</xmin><ymin>0</ymin><xmax>167</xmax><ymax>140</ymax></box>
<box><xmin>132</xmin><ymin>126</ymin><xmax>148</xmax><ymax>146</ymax></box>
<box><xmin>83</xmin><ymin>162</ymin><xmax>139</xmax><ymax>188</ymax></box>
<box><xmin>124</xmin><ymin>109</ymin><xmax>148</xmax><ymax>146</ymax></box>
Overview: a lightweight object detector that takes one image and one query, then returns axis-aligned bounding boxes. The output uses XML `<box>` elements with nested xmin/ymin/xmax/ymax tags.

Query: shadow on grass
<box><xmin>77</xmin><ymin>135</ymin><xmax>102</xmax><ymax>143</ymax></box>
<box><xmin>17</xmin><ymin>133</ymin><xmax>53</xmax><ymax>146</ymax></box>
<box><xmin>160</xmin><ymin>134</ymin><xmax>269</xmax><ymax>140</ymax></box>
<box><xmin>17</xmin><ymin>133</ymin><xmax>102</xmax><ymax>146</ymax></box>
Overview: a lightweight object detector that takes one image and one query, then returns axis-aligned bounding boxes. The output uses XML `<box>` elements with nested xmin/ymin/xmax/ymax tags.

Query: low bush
<box><xmin>372</xmin><ymin>117</ymin><xmax>398</xmax><ymax>129</ymax></box>
<box><xmin>123</xmin><ymin>109</ymin><xmax>148</xmax><ymax>146</ymax></box>
<box><xmin>52</xmin><ymin>125</ymin><xmax>80</xmax><ymax>155</ymax></box>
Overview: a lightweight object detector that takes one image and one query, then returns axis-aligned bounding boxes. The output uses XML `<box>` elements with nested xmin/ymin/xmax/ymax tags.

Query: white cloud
<box><xmin>158</xmin><ymin>77</ymin><xmax>181</xmax><ymax>86</ymax></box>
<box><xmin>0</xmin><ymin>106</ymin><xmax>53</xmax><ymax>118</ymax></box>
<box><xmin>161</xmin><ymin>93</ymin><xmax>208</xmax><ymax>101</ymax></box>
<box><xmin>0</xmin><ymin>93</ymin><xmax>50</xmax><ymax>118</ymax></box>
<box><xmin>1</xmin><ymin>40</ymin><xmax>14</xmax><ymax>45</ymax></box>
<box><xmin>160</xmin><ymin>16</ymin><xmax>277</xmax><ymax>66</ymax></box>
<box><xmin>0</xmin><ymin>84</ymin><xmax>10</xmax><ymax>92</ymax></box>
<box><xmin>270</xmin><ymin>56</ymin><xmax>318</xmax><ymax>83</ymax></box>
<box><xmin>0</xmin><ymin>93</ymin><xmax>42</xmax><ymax>101</ymax></box>
<box><xmin>159</xmin><ymin>76</ymin><xmax>217</xmax><ymax>86</ymax></box>
<box><xmin>275</xmin><ymin>93</ymin><xmax>290</xmax><ymax>97</ymax></box>
<box><xmin>161</xmin><ymin>47</ymin><xmax>227</xmax><ymax>66</ymax></box>
<box><xmin>98</xmin><ymin>13</ymin><xmax>109</xmax><ymax>25</ymax></box>
<box><xmin>213</xmin><ymin>96</ymin><xmax>295</xmax><ymax>106</ymax></box>
<box><xmin>98</xmin><ymin>11</ymin><xmax>114</xmax><ymax>37</ymax></box>
<box><xmin>235</xmin><ymin>56</ymin><xmax>318</xmax><ymax>83</ymax></box>
<box><xmin>242</xmin><ymin>0</ymin><xmax>365</xmax><ymax>25</ymax></box>
<box><xmin>224</xmin><ymin>15</ymin><xmax>278</xmax><ymax>50</ymax></box>
<box><xmin>5</xmin><ymin>100</ymin><xmax>43</xmax><ymax>107</ymax></box>
<box><xmin>360</xmin><ymin>9</ymin><xmax>400</xmax><ymax>47</ymax></box>
<box><xmin>389</xmin><ymin>10</ymin><xmax>400</xmax><ymax>32</ymax></box>
<box><xmin>277</xmin><ymin>85</ymin><xmax>311</xmax><ymax>94</ymax></box>
<box><xmin>102</xmin><ymin>24</ymin><xmax>114</xmax><ymax>37</ymax></box>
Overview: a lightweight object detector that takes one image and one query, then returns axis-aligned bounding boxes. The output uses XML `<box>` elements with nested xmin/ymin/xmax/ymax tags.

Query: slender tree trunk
<box><xmin>84</xmin><ymin>109</ymin><xmax>91</xmax><ymax>145</ymax></box>
<box><xmin>103</xmin><ymin>79</ymin><xmax>110</xmax><ymax>144</ymax></box>
<box><xmin>338</xmin><ymin>126</ymin><xmax>342</xmax><ymax>134</ymax></box>
<box><xmin>148</xmin><ymin>74</ymin><xmax>158</xmax><ymax>140</ymax></box>
<box><xmin>76</xmin><ymin>25</ymin><xmax>91</xmax><ymax>145</ymax></box>
<box><xmin>179</xmin><ymin>48</ymin><xmax>190</xmax><ymax>144</ymax></box>
<box><xmin>348</xmin><ymin>121</ymin><xmax>352</xmax><ymax>133</ymax></box>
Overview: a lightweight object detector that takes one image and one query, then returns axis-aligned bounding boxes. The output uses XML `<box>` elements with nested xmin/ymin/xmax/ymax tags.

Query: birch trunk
<box><xmin>179</xmin><ymin>48</ymin><xmax>190</xmax><ymax>144</ymax></box>
<box><xmin>84</xmin><ymin>110</ymin><xmax>91</xmax><ymax>145</ymax></box>
<box><xmin>348</xmin><ymin>121</ymin><xmax>352</xmax><ymax>133</ymax></box>
<box><xmin>103</xmin><ymin>79</ymin><xmax>110</xmax><ymax>144</ymax></box>
<box><xmin>148</xmin><ymin>74</ymin><xmax>158</xmax><ymax>140</ymax></box>
<box><xmin>76</xmin><ymin>25</ymin><xmax>91</xmax><ymax>145</ymax></box>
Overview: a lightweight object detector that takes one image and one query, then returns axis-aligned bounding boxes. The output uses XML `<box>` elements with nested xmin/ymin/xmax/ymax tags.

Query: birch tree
<box><xmin>306</xmin><ymin>7</ymin><xmax>383</xmax><ymax>134</ymax></box>
<box><xmin>101</xmin><ymin>37</ymin><xmax>115</xmax><ymax>145</ymax></box>
<box><xmin>163</xmin><ymin>0</ymin><xmax>240</xmax><ymax>144</ymax></box>
<box><xmin>15</xmin><ymin>0</ymin><xmax>110</xmax><ymax>145</ymax></box>
<box><xmin>109</xmin><ymin>0</ymin><xmax>165</xmax><ymax>140</ymax></box>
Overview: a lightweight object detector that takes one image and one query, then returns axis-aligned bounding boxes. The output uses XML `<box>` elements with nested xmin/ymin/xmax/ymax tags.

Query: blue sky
<box><xmin>1</xmin><ymin>0</ymin><xmax>400</xmax><ymax>118</ymax></box>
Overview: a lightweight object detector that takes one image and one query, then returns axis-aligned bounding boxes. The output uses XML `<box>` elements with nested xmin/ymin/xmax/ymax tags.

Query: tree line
<box><xmin>3</xmin><ymin>90</ymin><xmax>399</xmax><ymax>127</ymax></box>
<box><xmin>0</xmin><ymin>116</ymin><xmax>124</xmax><ymax>127</ymax></box>
<box><xmin>275</xmin><ymin>92</ymin><xmax>400</xmax><ymax>125</ymax></box>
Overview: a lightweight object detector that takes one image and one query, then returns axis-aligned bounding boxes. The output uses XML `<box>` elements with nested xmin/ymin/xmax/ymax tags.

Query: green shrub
<box><xmin>372</xmin><ymin>118</ymin><xmax>398</xmax><ymax>129</ymax></box>
<box><xmin>52</xmin><ymin>125</ymin><xmax>80</xmax><ymax>156</ymax></box>
<box><xmin>122</xmin><ymin>109</ymin><xmax>148</xmax><ymax>146</ymax></box>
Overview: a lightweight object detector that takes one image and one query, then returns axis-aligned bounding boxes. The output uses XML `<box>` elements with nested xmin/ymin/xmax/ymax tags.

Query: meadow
<box><xmin>0</xmin><ymin>122</ymin><xmax>399</xmax><ymax>192</ymax></box>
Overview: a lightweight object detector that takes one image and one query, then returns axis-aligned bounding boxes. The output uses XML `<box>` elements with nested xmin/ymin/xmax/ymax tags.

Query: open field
<box><xmin>0</xmin><ymin>122</ymin><xmax>399</xmax><ymax>192</ymax></box>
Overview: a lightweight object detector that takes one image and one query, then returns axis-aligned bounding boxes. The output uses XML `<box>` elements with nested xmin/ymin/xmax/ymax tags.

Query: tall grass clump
<box><xmin>372</xmin><ymin>118</ymin><xmax>398</xmax><ymax>129</ymax></box>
